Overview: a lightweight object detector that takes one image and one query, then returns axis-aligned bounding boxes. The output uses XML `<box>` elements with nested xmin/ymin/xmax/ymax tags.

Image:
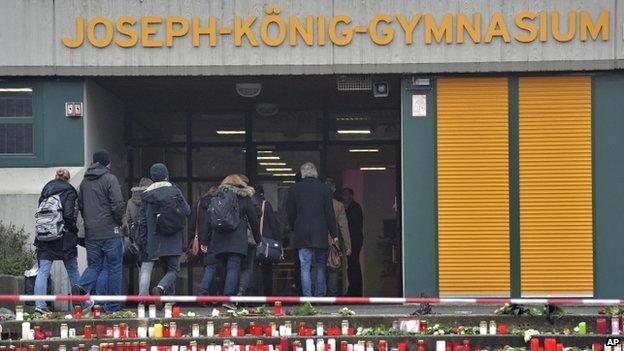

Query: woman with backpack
<box><xmin>207</xmin><ymin>174</ymin><xmax>260</xmax><ymax>299</ymax></box>
<box><xmin>251</xmin><ymin>184</ymin><xmax>281</xmax><ymax>296</ymax></box>
<box><xmin>33</xmin><ymin>168</ymin><xmax>80</xmax><ymax>314</ymax></box>
<box><xmin>137</xmin><ymin>163</ymin><xmax>191</xmax><ymax>308</ymax></box>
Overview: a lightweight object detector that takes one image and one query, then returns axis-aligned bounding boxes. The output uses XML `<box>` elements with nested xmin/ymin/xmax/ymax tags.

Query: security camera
<box><xmin>373</xmin><ymin>81</ymin><xmax>389</xmax><ymax>97</ymax></box>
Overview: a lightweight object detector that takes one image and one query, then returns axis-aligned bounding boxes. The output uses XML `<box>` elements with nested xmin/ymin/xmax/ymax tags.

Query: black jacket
<box><xmin>286</xmin><ymin>177</ymin><xmax>337</xmax><ymax>249</ymax></box>
<box><xmin>252</xmin><ymin>193</ymin><xmax>280</xmax><ymax>242</ymax></box>
<box><xmin>196</xmin><ymin>192</ymin><xmax>218</xmax><ymax>266</ymax></box>
<box><xmin>78</xmin><ymin>163</ymin><xmax>125</xmax><ymax>241</ymax></box>
<box><xmin>345</xmin><ymin>200</ymin><xmax>364</xmax><ymax>250</ymax></box>
<box><xmin>138</xmin><ymin>182</ymin><xmax>191</xmax><ymax>261</ymax></box>
<box><xmin>35</xmin><ymin>180</ymin><xmax>78</xmax><ymax>261</ymax></box>
<box><xmin>208</xmin><ymin>185</ymin><xmax>261</xmax><ymax>258</ymax></box>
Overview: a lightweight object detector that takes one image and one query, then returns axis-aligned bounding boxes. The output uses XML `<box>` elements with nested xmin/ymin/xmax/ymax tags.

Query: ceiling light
<box><xmin>257</xmin><ymin>150</ymin><xmax>273</xmax><ymax>154</ymax></box>
<box><xmin>337</xmin><ymin>130</ymin><xmax>371</xmax><ymax>135</ymax></box>
<box><xmin>236</xmin><ymin>83</ymin><xmax>262</xmax><ymax>98</ymax></box>
<box><xmin>349</xmin><ymin>148</ymin><xmax>379</xmax><ymax>153</ymax></box>
<box><xmin>216</xmin><ymin>130</ymin><xmax>245</xmax><ymax>135</ymax></box>
<box><xmin>265</xmin><ymin>168</ymin><xmax>292</xmax><ymax>172</ymax></box>
<box><xmin>0</xmin><ymin>88</ymin><xmax>32</xmax><ymax>92</ymax></box>
<box><xmin>258</xmin><ymin>156</ymin><xmax>280</xmax><ymax>160</ymax></box>
<box><xmin>282</xmin><ymin>181</ymin><xmax>296</xmax><ymax>184</ymax></box>
<box><xmin>272</xmin><ymin>173</ymin><xmax>296</xmax><ymax>177</ymax></box>
<box><xmin>360</xmin><ymin>167</ymin><xmax>387</xmax><ymax>171</ymax></box>
<box><xmin>336</xmin><ymin>117</ymin><xmax>369</xmax><ymax>122</ymax></box>
<box><xmin>259</xmin><ymin>162</ymin><xmax>286</xmax><ymax>166</ymax></box>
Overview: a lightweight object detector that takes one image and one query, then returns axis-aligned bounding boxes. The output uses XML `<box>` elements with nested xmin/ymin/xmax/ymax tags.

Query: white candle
<box><xmin>215</xmin><ymin>346</ymin><xmax>221</xmax><ymax>351</ymax></box>
<box><xmin>328</xmin><ymin>339</ymin><xmax>336</xmax><ymax>351</ymax></box>
<box><xmin>296</xmin><ymin>347</ymin><xmax>304</xmax><ymax>351</ymax></box>
<box><xmin>279</xmin><ymin>326</ymin><xmax>286</xmax><ymax>336</ymax></box>
<box><xmin>148</xmin><ymin>327</ymin><xmax>155</xmax><ymax>338</ymax></box>
<box><xmin>316</xmin><ymin>340</ymin><xmax>325</xmax><ymax>351</ymax></box>
<box><xmin>137</xmin><ymin>303</ymin><xmax>145</xmax><ymax>319</ymax></box>
<box><xmin>347</xmin><ymin>345</ymin><xmax>353</xmax><ymax>351</ymax></box>
<box><xmin>149</xmin><ymin>305</ymin><xmax>156</xmax><ymax>318</ymax></box>
<box><xmin>151</xmin><ymin>346</ymin><xmax>158</xmax><ymax>351</ymax></box>
<box><xmin>436</xmin><ymin>341</ymin><xmax>446</xmax><ymax>351</ymax></box>
<box><xmin>207</xmin><ymin>322</ymin><xmax>215</xmax><ymax>337</ymax></box>
<box><xmin>21</xmin><ymin>322</ymin><xmax>31</xmax><ymax>340</ymax></box>
<box><xmin>172</xmin><ymin>347</ymin><xmax>179</xmax><ymax>351</ymax></box>
<box><xmin>306</xmin><ymin>339</ymin><xmax>316</xmax><ymax>351</ymax></box>
<box><xmin>138</xmin><ymin>326</ymin><xmax>147</xmax><ymax>338</ymax></box>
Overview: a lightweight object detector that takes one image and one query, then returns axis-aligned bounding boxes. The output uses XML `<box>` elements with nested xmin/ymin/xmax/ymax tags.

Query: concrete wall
<box><xmin>0</xmin><ymin>0</ymin><xmax>621</xmax><ymax>76</ymax></box>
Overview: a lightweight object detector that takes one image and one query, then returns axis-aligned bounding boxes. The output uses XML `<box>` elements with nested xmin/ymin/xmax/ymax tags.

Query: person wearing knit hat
<box><xmin>92</xmin><ymin>149</ymin><xmax>111</xmax><ymax>167</ymax></box>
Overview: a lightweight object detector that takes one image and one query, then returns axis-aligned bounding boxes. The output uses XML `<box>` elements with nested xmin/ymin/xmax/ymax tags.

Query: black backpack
<box><xmin>208</xmin><ymin>189</ymin><xmax>240</xmax><ymax>233</ymax></box>
<box><xmin>156</xmin><ymin>194</ymin><xmax>186</xmax><ymax>235</ymax></box>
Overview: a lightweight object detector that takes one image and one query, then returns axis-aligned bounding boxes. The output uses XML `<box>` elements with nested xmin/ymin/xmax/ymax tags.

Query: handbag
<box><xmin>185</xmin><ymin>200</ymin><xmax>201</xmax><ymax>260</ymax></box>
<box><xmin>255</xmin><ymin>200</ymin><xmax>283</xmax><ymax>264</ymax></box>
<box><xmin>327</xmin><ymin>241</ymin><xmax>342</xmax><ymax>269</ymax></box>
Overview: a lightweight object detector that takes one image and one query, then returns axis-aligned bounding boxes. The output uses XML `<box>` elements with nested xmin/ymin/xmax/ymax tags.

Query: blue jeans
<box><xmin>219</xmin><ymin>254</ymin><xmax>243</xmax><ymax>296</ymax></box>
<box><xmin>94</xmin><ymin>259</ymin><xmax>109</xmax><ymax>296</ymax></box>
<box><xmin>200</xmin><ymin>264</ymin><xmax>216</xmax><ymax>295</ymax></box>
<box><xmin>299</xmin><ymin>248</ymin><xmax>328</xmax><ymax>297</ymax></box>
<box><xmin>76</xmin><ymin>237</ymin><xmax>123</xmax><ymax>312</ymax></box>
<box><xmin>35</xmin><ymin>257</ymin><xmax>80</xmax><ymax>309</ymax></box>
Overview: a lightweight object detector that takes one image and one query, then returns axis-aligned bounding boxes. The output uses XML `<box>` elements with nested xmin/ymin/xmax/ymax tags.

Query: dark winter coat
<box><xmin>345</xmin><ymin>200</ymin><xmax>364</xmax><ymax>250</ymax></box>
<box><xmin>138</xmin><ymin>182</ymin><xmax>191</xmax><ymax>261</ymax></box>
<box><xmin>196</xmin><ymin>192</ymin><xmax>218</xmax><ymax>266</ymax></box>
<box><xmin>78</xmin><ymin>163</ymin><xmax>125</xmax><ymax>241</ymax></box>
<box><xmin>208</xmin><ymin>185</ymin><xmax>261</xmax><ymax>258</ymax></box>
<box><xmin>35</xmin><ymin>180</ymin><xmax>79</xmax><ymax>261</ymax></box>
<box><xmin>252</xmin><ymin>193</ymin><xmax>280</xmax><ymax>242</ymax></box>
<box><xmin>286</xmin><ymin>177</ymin><xmax>337</xmax><ymax>249</ymax></box>
<box><xmin>122</xmin><ymin>178</ymin><xmax>153</xmax><ymax>238</ymax></box>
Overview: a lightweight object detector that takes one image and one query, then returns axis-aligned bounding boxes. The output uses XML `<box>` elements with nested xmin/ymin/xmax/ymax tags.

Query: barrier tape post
<box><xmin>0</xmin><ymin>295</ymin><xmax>622</xmax><ymax>305</ymax></box>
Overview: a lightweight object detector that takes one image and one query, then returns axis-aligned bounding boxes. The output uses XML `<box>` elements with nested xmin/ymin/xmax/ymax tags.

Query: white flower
<box><xmin>211</xmin><ymin>309</ymin><xmax>220</xmax><ymax>317</ymax></box>
<box><xmin>439</xmin><ymin>330</ymin><xmax>445</xmax><ymax>335</ymax></box>
<box><xmin>524</xmin><ymin>329</ymin><xmax>540</xmax><ymax>343</ymax></box>
<box><xmin>433</xmin><ymin>331</ymin><xmax>439</xmax><ymax>335</ymax></box>
<box><xmin>187</xmin><ymin>312</ymin><xmax>196</xmax><ymax>317</ymax></box>
<box><xmin>65</xmin><ymin>314</ymin><xmax>73</xmax><ymax>320</ymax></box>
<box><xmin>433</xmin><ymin>324</ymin><xmax>440</xmax><ymax>329</ymax></box>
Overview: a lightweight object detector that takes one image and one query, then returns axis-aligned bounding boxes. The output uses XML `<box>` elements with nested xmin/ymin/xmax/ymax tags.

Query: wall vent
<box><xmin>337</xmin><ymin>75</ymin><xmax>372</xmax><ymax>91</ymax></box>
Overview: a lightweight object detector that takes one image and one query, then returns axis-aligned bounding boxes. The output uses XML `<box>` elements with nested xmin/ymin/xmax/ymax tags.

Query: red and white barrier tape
<box><xmin>0</xmin><ymin>295</ymin><xmax>621</xmax><ymax>305</ymax></box>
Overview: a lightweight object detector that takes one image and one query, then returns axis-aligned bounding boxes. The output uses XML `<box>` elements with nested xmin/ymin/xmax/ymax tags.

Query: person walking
<box><xmin>122</xmin><ymin>177</ymin><xmax>153</xmax><ymax>263</ymax></box>
<box><xmin>207</xmin><ymin>175</ymin><xmax>260</xmax><ymax>302</ymax></box>
<box><xmin>324</xmin><ymin>179</ymin><xmax>351</xmax><ymax>296</ymax></box>
<box><xmin>72</xmin><ymin>150</ymin><xmax>125</xmax><ymax>312</ymax></box>
<box><xmin>33</xmin><ymin>169</ymin><xmax>80</xmax><ymax>314</ymax></box>
<box><xmin>197</xmin><ymin>186</ymin><xmax>220</xmax><ymax>296</ymax></box>
<box><xmin>341</xmin><ymin>187</ymin><xmax>364</xmax><ymax>296</ymax></box>
<box><xmin>137</xmin><ymin>163</ymin><xmax>190</xmax><ymax>309</ymax></box>
<box><xmin>286</xmin><ymin>163</ymin><xmax>337</xmax><ymax>297</ymax></box>
<box><xmin>251</xmin><ymin>184</ymin><xmax>281</xmax><ymax>296</ymax></box>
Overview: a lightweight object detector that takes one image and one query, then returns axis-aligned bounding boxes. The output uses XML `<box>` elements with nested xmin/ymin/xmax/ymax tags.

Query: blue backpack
<box><xmin>208</xmin><ymin>189</ymin><xmax>240</xmax><ymax>233</ymax></box>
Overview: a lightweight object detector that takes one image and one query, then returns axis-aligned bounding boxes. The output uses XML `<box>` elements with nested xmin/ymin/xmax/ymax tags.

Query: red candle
<box><xmin>597</xmin><ymin>318</ymin><xmax>608</xmax><ymax>334</ymax></box>
<box><xmin>172</xmin><ymin>306</ymin><xmax>181</xmax><ymax>318</ymax></box>
<box><xmin>530</xmin><ymin>338</ymin><xmax>540</xmax><ymax>351</ymax></box>
<box><xmin>73</xmin><ymin>305</ymin><xmax>82</xmax><ymax>320</ymax></box>
<box><xmin>96</xmin><ymin>325</ymin><xmax>106</xmax><ymax>339</ymax></box>
<box><xmin>454</xmin><ymin>347</ymin><xmax>464</xmax><ymax>351</ymax></box>
<box><xmin>274</xmin><ymin>301</ymin><xmax>283</xmax><ymax>316</ymax></box>
<box><xmin>163</xmin><ymin>325</ymin><xmax>170</xmax><ymax>338</ymax></box>
<box><xmin>341</xmin><ymin>342</ymin><xmax>349</xmax><ymax>351</ymax></box>
<box><xmin>497</xmin><ymin>323</ymin><xmax>507</xmax><ymax>335</ymax></box>
<box><xmin>84</xmin><ymin>325</ymin><xmax>93</xmax><ymax>339</ymax></box>
<box><xmin>544</xmin><ymin>339</ymin><xmax>557</xmax><ymax>351</ymax></box>
<box><xmin>280</xmin><ymin>338</ymin><xmax>289</xmax><ymax>351</ymax></box>
<box><xmin>556</xmin><ymin>344</ymin><xmax>563</xmax><ymax>351</ymax></box>
<box><xmin>176</xmin><ymin>328</ymin><xmax>183</xmax><ymax>338</ymax></box>
<box><xmin>238</xmin><ymin>327</ymin><xmax>245</xmax><ymax>337</ymax></box>
<box><xmin>128</xmin><ymin>329</ymin><xmax>137</xmax><ymax>338</ymax></box>
<box><xmin>348</xmin><ymin>327</ymin><xmax>355</xmax><ymax>336</ymax></box>
<box><xmin>593</xmin><ymin>343</ymin><xmax>603</xmax><ymax>351</ymax></box>
<box><xmin>265</xmin><ymin>325</ymin><xmax>273</xmax><ymax>337</ymax></box>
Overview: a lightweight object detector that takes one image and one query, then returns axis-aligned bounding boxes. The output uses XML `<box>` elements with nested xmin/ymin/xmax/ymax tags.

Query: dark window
<box><xmin>0</xmin><ymin>89</ymin><xmax>34</xmax><ymax>154</ymax></box>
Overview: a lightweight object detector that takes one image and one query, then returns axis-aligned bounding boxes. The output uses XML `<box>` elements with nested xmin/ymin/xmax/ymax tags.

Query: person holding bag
<box><xmin>252</xmin><ymin>184</ymin><xmax>282</xmax><ymax>296</ymax></box>
<box><xmin>195</xmin><ymin>186</ymin><xmax>219</xmax><ymax>296</ymax></box>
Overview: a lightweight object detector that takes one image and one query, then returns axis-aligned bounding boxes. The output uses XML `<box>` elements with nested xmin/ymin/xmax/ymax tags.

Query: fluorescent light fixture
<box><xmin>272</xmin><ymin>173</ymin><xmax>296</xmax><ymax>177</ymax></box>
<box><xmin>349</xmin><ymin>148</ymin><xmax>379</xmax><ymax>153</ymax></box>
<box><xmin>337</xmin><ymin>129</ymin><xmax>371</xmax><ymax>135</ymax></box>
<box><xmin>257</xmin><ymin>150</ymin><xmax>273</xmax><ymax>154</ymax></box>
<box><xmin>265</xmin><ymin>168</ymin><xmax>293</xmax><ymax>172</ymax></box>
<box><xmin>336</xmin><ymin>117</ymin><xmax>369</xmax><ymax>122</ymax></box>
<box><xmin>216</xmin><ymin>130</ymin><xmax>245</xmax><ymax>135</ymax></box>
<box><xmin>360</xmin><ymin>167</ymin><xmax>387</xmax><ymax>171</ymax></box>
<box><xmin>282</xmin><ymin>181</ymin><xmax>296</xmax><ymax>184</ymax></box>
<box><xmin>259</xmin><ymin>162</ymin><xmax>286</xmax><ymax>166</ymax></box>
<box><xmin>258</xmin><ymin>156</ymin><xmax>280</xmax><ymax>160</ymax></box>
<box><xmin>0</xmin><ymin>88</ymin><xmax>32</xmax><ymax>92</ymax></box>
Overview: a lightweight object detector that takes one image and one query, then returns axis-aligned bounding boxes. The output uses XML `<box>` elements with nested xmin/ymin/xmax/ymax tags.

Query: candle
<box><xmin>578</xmin><ymin>322</ymin><xmax>587</xmax><ymax>335</ymax></box>
<box><xmin>21</xmin><ymin>322</ymin><xmax>31</xmax><ymax>340</ymax></box>
<box><xmin>530</xmin><ymin>338</ymin><xmax>540</xmax><ymax>351</ymax></box>
<box><xmin>149</xmin><ymin>305</ymin><xmax>156</xmax><ymax>318</ymax></box>
<box><xmin>170</xmin><ymin>322</ymin><xmax>177</xmax><ymax>338</ymax></box>
<box><xmin>341</xmin><ymin>321</ymin><xmax>349</xmax><ymax>336</ymax></box>
<box><xmin>378</xmin><ymin>341</ymin><xmax>387</xmax><ymax>351</ymax></box>
<box><xmin>231</xmin><ymin>323</ymin><xmax>238</xmax><ymax>337</ymax></box>
<box><xmin>164</xmin><ymin>303</ymin><xmax>173</xmax><ymax>318</ymax></box>
<box><xmin>613</xmin><ymin>317</ymin><xmax>620</xmax><ymax>334</ymax></box>
<box><xmin>479</xmin><ymin>321</ymin><xmax>487</xmax><ymax>335</ymax></box>
<box><xmin>74</xmin><ymin>305</ymin><xmax>82</xmax><ymax>320</ymax></box>
<box><xmin>274</xmin><ymin>301</ymin><xmax>282</xmax><ymax>316</ymax></box>
<box><xmin>488</xmin><ymin>321</ymin><xmax>497</xmax><ymax>335</ymax></box>
<box><xmin>436</xmin><ymin>341</ymin><xmax>446</xmax><ymax>351</ymax></box>
<box><xmin>544</xmin><ymin>338</ymin><xmax>556</xmax><ymax>351</ymax></box>
<box><xmin>328</xmin><ymin>339</ymin><xmax>336</xmax><ymax>351</ymax></box>
<box><xmin>596</xmin><ymin>318</ymin><xmax>608</xmax><ymax>334</ymax></box>
<box><xmin>317</xmin><ymin>340</ymin><xmax>325</xmax><ymax>351</ymax></box>
<box><xmin>207</xmin><ymin>321</ymin><xmax>215</xmax><ymax>337</ymax></box>
<box><xmin>84</xmin><ymin>325</ymin><xmax>93</xmax><ymax>339</ymax></box>
<box><xmin>137</xmin><ymin>303</ymin><xmax>145</xmax><ymax>319</ymax></box>
<box><xmin>192</xmin><ymin>324</ymin><xmax>200</xmax><ymax>338</ymax></box>
<box><xmin>497</xmin><ymin>323</ymin><xmax>507</xmax><ymax>335</ymax></box>
<box><xmin>306</xmin><ymin>339</ymin><xmax>315</xmax><ymax>351</ymax></box>
<box><xmin>172</xmin><ymin>305</ymin><xmax>181</xmax><ymax>317</ymax></box>
<box><xmin>594</xmin><ymin>344</ymin><xmax>603</xmax><ymax>351</ymax></box>
<box><xmin>340</xmin><ymin>342</ymin><xmax>349</xmax><ymax>351</ymax></box>
<box><xmin>416</xmin><ymin>341</ymin><xmax>425</xmax><ymax>351</ymax></box>
<box><xmin>280</xmin><ymin>338</ymin><xmax>290</xmax><ymax>351</ymax></box>
<box><xmin>15</xmin><ymin>305</ymin><xmax>24</xmax><ymax>321</ymax></box>
<box><xmin>556</xmin><ymin>344</ymin><xmax>563</xmax><ymax>351</ymax></box>
<box><xmin>69</xmin><ymin>328</ymin><xmax>76</xmax><ymax>338</ymax></box>
<box><xmin>153</xmin><ymin>324</ymin><xmax>163</xmax><ymax>338</ymax></box>
<box><xmin>60</xmin><ymin>323</ymin><xmax>69</xmax><ymax>339</ymax></box>
<box><xmin>113</xmin><ymin>324</ymin><xmax>120</xmax><ymax>339</ymax></box>
<box><xmin>93</xmin><ymin>305</ymin><xmax>102</xmax><ymax>319</ymax></box>
<box><xmin>316</xmin><ymin>322</ymin><xmax>324</xmax><ymax>336</ymax></box>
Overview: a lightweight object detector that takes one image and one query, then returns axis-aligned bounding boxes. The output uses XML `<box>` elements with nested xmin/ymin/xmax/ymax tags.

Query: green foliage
<box><xmin>602</xmin><ymin>305</ymin><xmax>624</xmax><ymax>316</ymax></box>
<box><xmin>104</xmin><ymin>310</ymin><xmax>137</xmax><ymax>319</ymax></box>
<box><xmin>292</xmin><ymin>302</ymin><xmax>319</xmax><ymax>316</ymax></box>
<box><xmin>0</xmin><ymin>222</ymin><xmax>34</xmax><ymax>275</ymax></box>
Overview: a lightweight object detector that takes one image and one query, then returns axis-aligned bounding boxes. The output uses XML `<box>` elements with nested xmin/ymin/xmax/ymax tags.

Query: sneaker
<box><xmin>71</xmin><ymin>284</ymin><xmax>82</xmax><ymax>296</ymax></box>
<box><xmin>35</xmin><ymin>306</ymin><xmax>52</xmax><ymax>315</ymax></box>
<box><xmin>152</xmin><ymin>286</ymin><xmax>164</xmax><ymax>311</ymax></box>
<box><xmin>82</xmin><ymin>299</ymin><xmax>95</xmax><ymax>312</ymax></box>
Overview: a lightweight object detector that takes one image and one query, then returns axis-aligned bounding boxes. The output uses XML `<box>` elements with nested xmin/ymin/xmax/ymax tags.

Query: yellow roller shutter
<box><xmin>437</xmin><ymin>77</ymin><xmax>510</xmax><ymax>297</ymax></box>
<box><xmin>519</xmin><ymin>76</ymin><xmax>593</xmax><ymax>297</ymax></box>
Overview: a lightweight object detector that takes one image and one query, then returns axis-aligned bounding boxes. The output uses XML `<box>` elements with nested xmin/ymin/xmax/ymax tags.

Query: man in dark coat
<box><xmin>286</xmin><ymin>162</ymin><xmax>337</xmax><ymax>297</ymax></box>
<box><xmin>72</xmin><ymin>150</ymin><xmax>125</xmax><ymax>312</ymax></box>
<box><xmin>342</xmin><ymin>187</ymin><xmax>364</xmax><ymax>296</ymax></box>
<box><xmin>34</xmin><ymin>169</ymin><xmax>80</xmax><ymax>314</ymax></box>
<box><xmin>137</xmin><ymin>163</ymin><xmax>190</xmax><ymax>308</ymax></box>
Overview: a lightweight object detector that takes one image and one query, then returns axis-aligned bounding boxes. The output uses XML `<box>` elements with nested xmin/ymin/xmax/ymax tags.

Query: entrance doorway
<box><xmin>95</xmin><ymin>75</ymin><xmax>402</xmax><ymax>296</ymax></box>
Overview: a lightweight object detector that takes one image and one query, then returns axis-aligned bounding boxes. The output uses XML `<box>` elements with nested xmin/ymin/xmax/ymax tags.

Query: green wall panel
<box><xmin>593</xmin><ymin>73</ymin><xmax>624</xmax><ymax>298</ymax></box>
<box><xmin>0</xmin><ymin>79</ymin><xmax>84</xmax><ymax>167</ymax></box>
<box><xmin>401</xmin><ymin>77</ymin><xmax>438</xmax><ymax>297</ymax></box>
